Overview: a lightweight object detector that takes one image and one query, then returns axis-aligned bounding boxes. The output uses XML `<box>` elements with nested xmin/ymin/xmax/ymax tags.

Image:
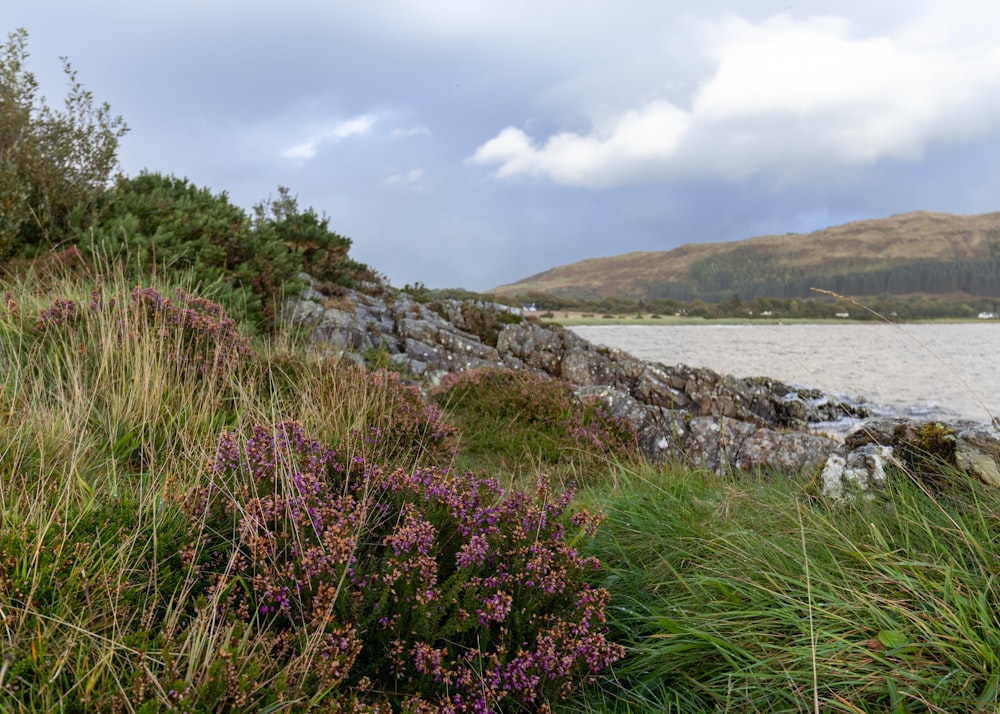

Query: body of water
<box><xmin>571</xmin><ymin>323</ymin><xmax>1000</xmax><ymax>427</ymax></box>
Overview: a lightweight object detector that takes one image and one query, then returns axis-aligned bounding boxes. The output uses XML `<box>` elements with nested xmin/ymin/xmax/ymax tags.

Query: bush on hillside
<box><xmin>0</xmin><ymin>28</ymin><xmax>128</xmax><ymax>260</ymax></box>
<box><xmin>87</xmin><ymin>172</ymin><xmax>370</xmax><ymax>330</ymax></box>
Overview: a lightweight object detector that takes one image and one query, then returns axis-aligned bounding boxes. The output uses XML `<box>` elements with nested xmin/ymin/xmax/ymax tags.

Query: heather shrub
<box><xmin>4</xmin><ymin>277</ymin><xmax>249</xmax><ymax>486</ymax></box>
<box><xmin>431</xmin><ymin>367</ymin><xmax>638</xmax><ymax>473</ymax></box>
<box><xmin>30</xmin><ymin>281</ymin><xmax>251</xmax><ymax>388</ymax></box>
<box><xmin>263</xmin><ymin>355</ymin><xmax>458</xmax><ymax>467</ymax></box>
<box><xmin>175</xmin><ymin>420</ymin><xmax>623</xmax><ymax>711</ymax></box>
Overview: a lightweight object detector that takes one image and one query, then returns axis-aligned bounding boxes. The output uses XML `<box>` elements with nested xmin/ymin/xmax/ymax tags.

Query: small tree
<box><xmin>0</xmin><ymin>28</ymin><xmax>129</xmax><ymax>259</ymax></box>
<box><xmin>252</xmin><ymin>186</ymin><xmax>369</xmax><ymax>291</ymax></box>
<box><xmin>89</xmin><ymin>172</ymin><xmax>298</xmax><ymax>330</ymax></box>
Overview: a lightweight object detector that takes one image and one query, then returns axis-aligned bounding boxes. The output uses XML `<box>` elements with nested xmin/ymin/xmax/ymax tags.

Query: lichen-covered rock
<box><xmin>495</xmin><ymin>321</ymin><xmax>565</xmax><ymax>375</ymax></box>
<box><xmin>573</xmin><ymin>385</ymin><xmax>687</xmax><ymax>461</ymax></box>
<box><xmin>736</xmin><ymin>430</ymin><xmax>838</xmax><ymax>474</ymax></box>
<box><xmin>956</xmin><ymin>424</ymin><xmax>1000</xmax><ymax>487</ymax></box>
<box><xmin>684</xmin><ymin>417</ymin><xmax>759</xmax><ymax>474</ymax></box>
<box><xmin>819</xmin><ymin>444</ymin><xmax>896</xmax><ymax>500</ymax></box>
<box><xmin>843</xmin><ymin>417</ymin><xmax>921</xmax><ymax>450</ymax></box>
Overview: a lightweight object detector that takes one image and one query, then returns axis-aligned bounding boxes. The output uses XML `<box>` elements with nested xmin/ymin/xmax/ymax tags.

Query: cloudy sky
<box><xmin>9</xmin><ymin>1</ymin><xmax>1000</xmax><ymax>290</ymax></box>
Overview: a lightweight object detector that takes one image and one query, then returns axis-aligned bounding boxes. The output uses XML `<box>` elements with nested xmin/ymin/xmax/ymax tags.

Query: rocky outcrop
<box><xmin>572</xmin><ymin>384</ymin><xmax>837</xmax><ymax>474</ymax></box>
<box><xmin>282</xmin><ymin>279</ymin><xmax>1000</xmax><ymax>490</ymax></box>
<box><xmin>819</xmin><ymin>417</ymin><xmax>1000</xmax><ymax>499</ymax></box>
<box><xmin>497</xmin><ymin>321</ymin><xmax>866</xmax><ymax>429</ymax></box>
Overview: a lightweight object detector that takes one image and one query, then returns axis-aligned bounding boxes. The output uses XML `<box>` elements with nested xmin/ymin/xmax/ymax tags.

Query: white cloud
<box><xmin>385</xmin><ymin>168</ymin><xmax>425</xmax><ymax>184</ymax></box>
<box><xmin>281</xmin><ymin>113</ymin><xmax>382</xmax><ymax>160</ymax></box>
<box><xmin>472</xmin><ymin>10</ymin><xmax>1000</xmax><ymax>186</ymax></box>
<box><xmin>390</xmin><ymin>126</ymin><xmax>432</xmax><ymax>138</ymax></box>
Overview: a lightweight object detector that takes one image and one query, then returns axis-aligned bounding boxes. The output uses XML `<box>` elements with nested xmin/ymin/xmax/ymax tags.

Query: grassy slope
<box><xmin>492</xmin><ymin>210</ymin><xmax>1000</xmax><ymax>299</ymax></box>
<box><xmin>4</xmin><ymin>270</ymin><xmax>1000</xmax><ymax>712</ymax></box>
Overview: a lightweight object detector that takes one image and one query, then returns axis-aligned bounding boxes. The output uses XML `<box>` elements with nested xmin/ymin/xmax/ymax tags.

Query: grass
<box><xmin>575</xmin><ymin>464</ymin><xmax>1000</xmax><ymax>712</ymax></box>
<box><xmin>3</xmin><ymin>268</ymin><xmax>1000</xmax><ymax>711</ymax></box>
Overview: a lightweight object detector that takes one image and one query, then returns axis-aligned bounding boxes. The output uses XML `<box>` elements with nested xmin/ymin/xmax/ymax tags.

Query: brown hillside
<box><xmin>490</xmin><ymin>210</ymin><xmax>1000</xmax><ymax>300</ymax></box>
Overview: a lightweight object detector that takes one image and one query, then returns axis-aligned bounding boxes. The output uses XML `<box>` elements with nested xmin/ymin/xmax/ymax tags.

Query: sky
<box><xmin>8</xmin><ymin>1</ymin><xmax>1000</xmax><ymax>291</ymax></box>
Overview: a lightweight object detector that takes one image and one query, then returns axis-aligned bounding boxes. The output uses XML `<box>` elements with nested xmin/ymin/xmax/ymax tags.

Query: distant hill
<box><xmin>490</xmin><ymin>211</ymin><xmax>1000</xmax><ymax>302</ymax></box>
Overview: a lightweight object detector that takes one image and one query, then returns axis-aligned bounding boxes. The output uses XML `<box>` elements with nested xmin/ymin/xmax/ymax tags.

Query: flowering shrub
<box><xmin>431</xmin><ymin>367</ymin><xmax>638</xmax><ymax>468</ymax></box>
<box><xmin>32</xmin><ymin>283</ymin><xmax>251</xmax><ymax>379</ymax></box>
<box><xmin>128</xmin><ymin>286</ymin><xmax>252</xmax><ymax>378</ymax></box>
<box><xmin>357</xmin><ymin>367</ymin><xmax>458</xmax><ymax>465</ymax></box>
<box><xmin>34</xmin><ymin>296</ymin><xmax>79</xmax><ymax>331</ymax></box>
<box><xmin>178</xmin><ymin>420</ymin><xmax>623</xmax><ymax>711</ymax></box>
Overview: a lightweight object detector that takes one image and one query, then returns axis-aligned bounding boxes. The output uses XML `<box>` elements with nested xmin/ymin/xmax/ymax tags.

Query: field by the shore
<box><xmin>539</xmin><ymin>310</ymin><xmax>993</xmax><ymax>326</ymax></box>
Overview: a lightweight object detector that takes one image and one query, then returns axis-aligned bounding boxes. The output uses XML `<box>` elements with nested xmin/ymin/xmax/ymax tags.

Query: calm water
<box><xmin>571</xmin><ymin>323</ymin><xmax>1000</xmax><ymax>426</ymax></box>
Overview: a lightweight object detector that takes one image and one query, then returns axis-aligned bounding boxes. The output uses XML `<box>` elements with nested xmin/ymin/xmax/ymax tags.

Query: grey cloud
<box><xmin>472</xmin><ymin>10</ymin><xmax>1000</xmax><ymax>187</ymax></box>
<box><xmin>9</xmin><ymin>1</ymin><xmax>1000</xmax><ymax>291</ymax></box>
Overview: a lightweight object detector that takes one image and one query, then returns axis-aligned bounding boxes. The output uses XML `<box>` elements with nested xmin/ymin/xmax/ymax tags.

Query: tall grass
<box><xmin>0</xmin><ymin>270</ymin><xmax>621</xmax><ymax>711</ymax></box>
<box><xmin>6</xmin><ymin>268</ymin><xmax>1000</xmax><ymax>711</ymax></box>
<box><xmin>577</xmin><ymin>464</ymin><xmax>1000</xmax><ymax>712</ymax></box>
<box><xmin>0</xmin><ymin>271</ymin><xmax>246</xmax><ymax>710</ymax></box>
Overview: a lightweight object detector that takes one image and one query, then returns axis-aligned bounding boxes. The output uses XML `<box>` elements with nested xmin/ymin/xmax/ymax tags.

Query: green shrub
<box><xmin>0</xmin><ymin>28</ymin><xmax>129</xmax><ymax>260</ymax></box>
<box><xmin>84</xmin><ymin>172</ymin><xmax>296</xmax><ymax>330</ymax></box>
<box><xmin>81</xmin><ymin>173</ymin><xmax>372</xmax><ymax>331</ymax></box>
<box><xmin>431</xmin><ymin>367</ymin><xmax>638</xmax><ymax>474</ymax></box>
<box><xmin>254</xmin><ymin>186</ymin><xmax>370</xmax><ymax>292</ymax></box>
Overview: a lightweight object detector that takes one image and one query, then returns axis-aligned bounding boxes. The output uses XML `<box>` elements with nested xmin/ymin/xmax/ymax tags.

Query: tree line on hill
<box><xmin>485</xmin><ymin>289</ymin><xmax>1000</xmax><ymax>321</ymax></box>
<box><xmin>639</xmin><ymin>258</ymin><xmax>1000</xmax><ymax>303</ymax></box>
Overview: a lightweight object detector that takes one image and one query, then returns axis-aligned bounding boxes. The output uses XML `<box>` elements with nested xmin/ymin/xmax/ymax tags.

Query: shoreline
<box><xmin>566</xmin><ymin>320</ymin><xmax>1000</xmax><ymax>428</ymax></box>
<box><xmin>539</xmin><ymin>312</ymin><xmax>1000</xmax><ymax>327</ymax></box>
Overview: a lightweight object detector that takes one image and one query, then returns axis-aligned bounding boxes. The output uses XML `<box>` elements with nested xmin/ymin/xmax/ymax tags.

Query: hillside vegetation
<box><xmin>491</xmin><ymin>210</ymin><xmax>1000</xmax><ymax>304</ymax></box>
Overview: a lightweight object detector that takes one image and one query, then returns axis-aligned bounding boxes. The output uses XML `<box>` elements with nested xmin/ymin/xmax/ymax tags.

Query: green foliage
<box><xmin>85</xmin><ymin>173</ymin><xmax>370</xmax><ymax>331</ymax></box>
<box><xmin>402</xmin><ymin>280</ymin><xmax>433</xmax><ymax>302</ymax></box>
<box><xmin>86</xmin><ymin>172</ymin><xmax>295</xmax><ymax>329</ymax></box>
<box><xmin>0</xmin><ymin>28</ymin><xmax>128</xmax><ymax>259</ymax></box>
<box><xmin>252</xmin><ymin>185</ymin><xmax>369</xmax><ymax>291</ymax></box>
<box><xmin>579</xmin><ymin>465</ymin><xmax>1000</xmax><ymax>712</ymax></box>
<box><xmin>431</xmin><ymin>367</ymin><xmax>638</xmax><ymax>475</ymax></box>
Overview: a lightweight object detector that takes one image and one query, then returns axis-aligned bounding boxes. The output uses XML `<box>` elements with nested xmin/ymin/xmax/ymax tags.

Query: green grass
<box><xmin>4</xmin><ymin>268</ymin><xmax>1000</xmax><ymax>711</ymax></box>
<box><xmin>573</xmin><ymin>464</ymin><xmax>1000</xmax><ymax>712</ymax></box>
